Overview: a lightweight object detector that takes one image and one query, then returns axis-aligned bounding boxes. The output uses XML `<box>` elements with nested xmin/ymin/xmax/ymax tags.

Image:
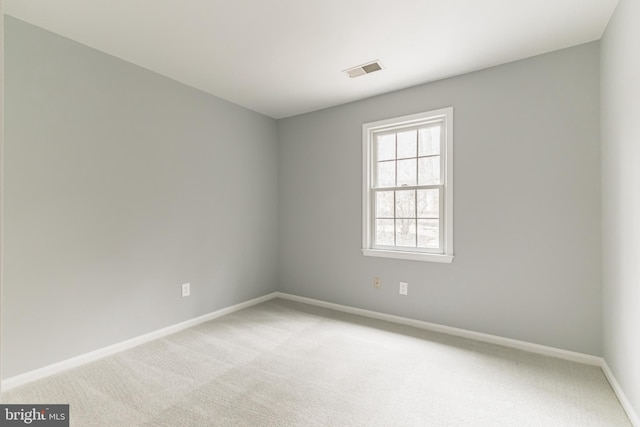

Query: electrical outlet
<box><xmin>374</xmin><ymin>277</ymin><xmax>381</xmax><ymax>289</ymax></box>
<box><xmin>399</xmin><ymin>282</ymin><xmax>408</xmax><ymax>295</ymax></box>
<box><xmin>181</xmin><ymin>283</ymin><xmax>191</xmax><ymax>297</ymax></box>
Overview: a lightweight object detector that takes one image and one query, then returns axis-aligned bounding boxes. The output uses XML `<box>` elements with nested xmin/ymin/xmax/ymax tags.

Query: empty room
<box><xmin>0</xmin><ymin>0</ymin><xmax>638</xmax><ymax>425</ymax></box>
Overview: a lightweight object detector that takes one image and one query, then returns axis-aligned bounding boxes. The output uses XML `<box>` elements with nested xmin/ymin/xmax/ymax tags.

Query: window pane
<box><xmin>396</xmin><ymin>219</ymin><xmax>417</xmax><ymax>247</ymax></box>
<box><xmin>377</xmin><ymin>161</ymin><xmax>395</xmax><ymax>187</ymax></box>
<box><xmin>418</xmin><ymin>156</ymin><xmax>440</xmax><ymax>185</ymax></box>
<box><xmin>376</xmin><ymin>219</ymin><xmax>395</xmax><ymax>246</ymax></box>
<box><xmin>418</xmin><ymin>219</ymin><xmax>439</xmax><ymax>248</ymax></box>
<box><xmin>376</xmin><ymin>191</ymin><xmax>394</xmax><ymax>218</ymax></box>
<box><xmin>397</xmin><ymin>159</ymin><xmax>417</xmax><ymax>187</ymax></box>
<box><xmin>377</xmin><ymin>134</ymin><xmax>395</xmax><ymax>161</ymax></box>
<box><xmin>417</xmin><ymin>189</ymin><xmax>439</xmax><ymax>218</ymax></box>
<box><xmin>395</xmin><ymin>190</ymin><xmax>415</xmax><ymax>218</ymax></box>
<box><xmin>419</xmin><ymin>126</ymin><xmax>441</xmax><ymax>156</ymax></box>
<box><xmin>397</xmin><ymin>130</ymin><xmax>417</xmax><ymax>159</ymax></box>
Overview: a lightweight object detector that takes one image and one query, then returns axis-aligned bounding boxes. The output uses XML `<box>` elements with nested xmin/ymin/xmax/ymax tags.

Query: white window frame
<box><xmin>362</xmin><ymin>107</ymin><xmax>454</xmax><ymax>263</ymax></box>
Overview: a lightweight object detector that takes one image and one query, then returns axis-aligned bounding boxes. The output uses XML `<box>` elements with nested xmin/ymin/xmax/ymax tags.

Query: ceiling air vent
<box><xmin>343</xmin><ymin>60</ymin><xmax>383</xmax><ymax>78</ymax></box>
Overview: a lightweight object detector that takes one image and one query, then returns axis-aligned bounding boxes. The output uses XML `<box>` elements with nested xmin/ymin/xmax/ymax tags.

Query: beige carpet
<box><xmin>1</xmin><ymin>298</ymin><xmax>632</xmax><ymax>426</ymax></box>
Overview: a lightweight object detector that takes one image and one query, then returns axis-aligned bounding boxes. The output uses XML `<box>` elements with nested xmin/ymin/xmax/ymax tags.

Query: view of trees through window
<box><xmin>373</xmin><ymin>124</ymin><xmax>443</xmax><ymax>249</ymax></box>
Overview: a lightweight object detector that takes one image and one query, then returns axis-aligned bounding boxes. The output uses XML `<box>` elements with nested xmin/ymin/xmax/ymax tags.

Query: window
<box><xmin>362</xmin><ymin>107</ymin><xmax>453</xmax><ymax>263</ymax></box>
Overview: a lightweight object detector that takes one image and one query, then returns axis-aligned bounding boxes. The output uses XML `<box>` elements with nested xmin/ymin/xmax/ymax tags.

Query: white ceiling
<box><xmin>4</xmin><ymin>0</ymin><xmax>618</xmax><ymax>119</ymax></box>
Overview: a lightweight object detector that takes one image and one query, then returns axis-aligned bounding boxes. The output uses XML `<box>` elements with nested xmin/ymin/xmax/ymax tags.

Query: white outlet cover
<box><xmin>181</xmin><ymin>283</ymin><xmax>191</xmax><ymax>297</ymax></box>
<box><xmin>399</xmin><ymin>282</ymin><xmax>408</xmax><ymax>295</ymax></box>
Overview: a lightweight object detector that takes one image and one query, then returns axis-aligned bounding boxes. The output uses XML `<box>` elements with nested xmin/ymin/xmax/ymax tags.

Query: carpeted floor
<box><xmin>1</xmin><ymin>298</ymin><xmax>632</xmax><ymax>426</ymax></box>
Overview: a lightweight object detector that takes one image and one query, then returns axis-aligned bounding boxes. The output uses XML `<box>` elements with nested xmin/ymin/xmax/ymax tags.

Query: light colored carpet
<box><xmin>1</xmin><ymin>298</ymin><xmax>631</xmax><ymax>426</ymax></box>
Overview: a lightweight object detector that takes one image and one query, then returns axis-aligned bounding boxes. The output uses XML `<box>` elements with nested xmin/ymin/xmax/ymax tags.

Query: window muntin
<box><xmin>362</xmin><ymin>108</ymin><xmax>453</xmax><ymax>263</ymax></box>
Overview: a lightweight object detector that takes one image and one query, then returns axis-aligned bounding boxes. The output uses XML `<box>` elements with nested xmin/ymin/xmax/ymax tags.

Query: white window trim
<box><xmin>362</xmin><ymin>107</ymin><xmax>454</xmax><ymax>263</ymax></box>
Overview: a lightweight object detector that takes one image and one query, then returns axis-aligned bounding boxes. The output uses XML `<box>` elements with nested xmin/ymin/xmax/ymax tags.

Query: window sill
<box><xmin>362</xmin><ymin>249</ymin><xmax>454</xmax><ymax>263</ymax></box>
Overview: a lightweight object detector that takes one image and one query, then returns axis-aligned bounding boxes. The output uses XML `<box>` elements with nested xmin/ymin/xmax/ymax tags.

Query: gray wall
<box><xmin>3</xmin><ymin>17</ymin><xmax>278</xmax><ymax>378</ymax></box>
<box><xmin>278</xmin><ymin>43</ymin><xmax>602</xmax><ymax>355</ymax></box>
<box><xmin>0</xmin><ymin>0</ymin><xmax>5</xmax><ymax>385</ymax></box>
<box><xmin>601</xmin><ymin>0</ymin><xmax>640</xmax><ymax>418</ymax></box>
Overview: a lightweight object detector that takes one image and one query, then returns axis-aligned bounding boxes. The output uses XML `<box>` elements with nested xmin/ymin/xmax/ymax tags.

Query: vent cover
<box><xmin>343</xmin><ymin>61</ymin><xmax>383</xmax><ymax>78</ymax></box>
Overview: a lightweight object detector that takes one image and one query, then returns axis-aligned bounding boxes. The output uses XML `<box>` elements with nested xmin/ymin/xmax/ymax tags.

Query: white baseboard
<box><xmin>275</xmin><ymin>292</ymin><xmax>602</xmax><ymax>365</ymax></box>
<box><xmin>1</xmin><ymin>292</ymin><xmax>278</xmax><ymax>391</ymax></box>
<box><xmin>601</xmin><ymin>360</ymin><xmax>640</xmax><ymax>427</ymax></box>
